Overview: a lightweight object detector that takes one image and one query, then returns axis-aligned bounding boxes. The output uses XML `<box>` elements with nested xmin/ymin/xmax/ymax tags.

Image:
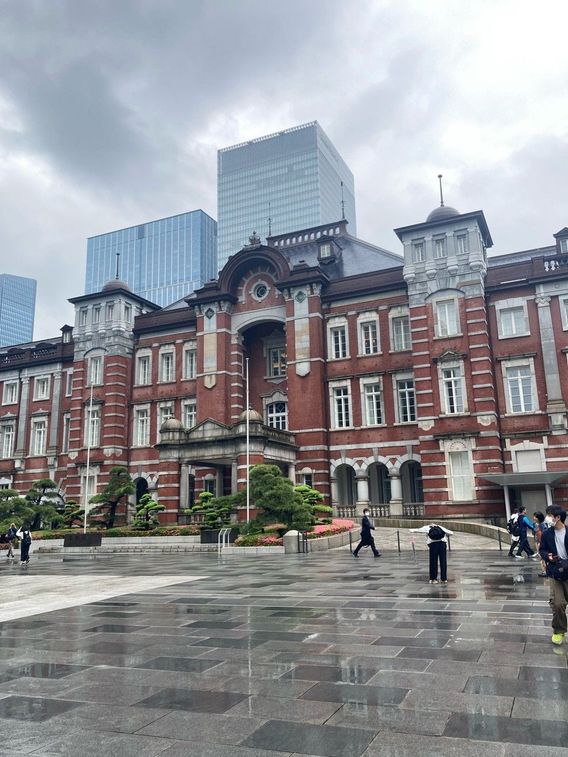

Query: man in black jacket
<box><xmin>353</xmin><ymin>509</ymin><xmax>380</xmax><ymax>558</ymax></box>
<box><xmin>539</xmin><ymin>505</ymin><xmax>568</xmax><ymax>645</ymax></box>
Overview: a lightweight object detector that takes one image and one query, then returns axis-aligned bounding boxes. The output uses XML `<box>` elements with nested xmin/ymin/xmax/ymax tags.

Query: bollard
<box><xmin>349</xmin><ymin>531</ymin><xmax>353</xmax><ymax>552</ymax></box>
<box><xmin>397</xmin><ymin>530</ymin><xmax>401</xmax><ymax>553</ymax></box>
<box><xmin>498</xmin><ymin>531</ymin><xmax>502</xmax><ymax>551</ymax></box>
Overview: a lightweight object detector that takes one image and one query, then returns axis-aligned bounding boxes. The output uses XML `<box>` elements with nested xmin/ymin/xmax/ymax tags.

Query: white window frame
<box><xmin>455</xmin><ymin>231</ymin><xmax>469</xmax><ymax>254</ymax></box>
<box><xmin>357</xmin><ymin>312</ymin><xmax>380</xmax><ymax>356</ymax></box>
<box><xmin>136</xmin><ymin>351</ymin><xmax>152</xmax><ymax>386</ymax></box>
<box><xmin>0</xmin><ymin>420</ymin><xmax>16</xmax><ymax>458</ymax></box>
<box><xmin>328</xmin><ymin>319</ymin><xmax>349</xmax><ymax>360</ymax></box>
<box><xmin>360</xmin><ymin>377</ymin><xmax>383</xmax><ymax>426</ymax></box>
<box><xmin>389</xmin><ymin>309</ymin><xmax>411</xmax><ymax>352</ymax></box>
<box><xmin>157</xmin><ymin>402</ymin><xmax>175</xmax><ymax>441</ymax></box>
<box><xmin>182</xmin><ymin>341</ymin><xmax>197</xmax><ymax>380</ymax></box>
<box><xmin>435</xmin><ymin>298</ymin><xmax>460</xmax><ymax>338</ymax></box>
<box><xmin>266</xmin><ymin>400</ymin><xmax>288</xmax><ymax>430</ymax></box>
<box><xmin>319</xmin><ymin>242</ymin><xmax>332</xmax><ymax>259</ymax></box>
<box><xmin>267</xmin><ymin>345</ymin><xmax>287</xmax><ymax>378</ymax></box>
<box><xmin>448</xmin><ymin>449</ymin><xmax>474</xmax><ymax>501</ymax></box>
<box><xmin>88</xmin><ymin>355</ymin><xmax>103</xmax><ymax>386</ymax></box>
<box><xmin>65</xmin><ymin>370</ymin><xmax>73</xmax><ymax>397</ymax></box>
<box><xmin>495</xmin><ymin>299</ymin><xmax>530</xmax><ymax>339</ymax></box>
<box><xmin>394</xmin><ymin>373</ymin><xmax>417</xmax><ymax>423</ymax></box>
<box><xmin>502</xmin><ymin>358</ymin><xmax>537</xmax><ymax>414</ymax></box>
<box><xmin>133</xmin><ymin>406</ymin><xmax>150</xmax><ymax>447</ymax></box>
<box><xmin>182</xmin><ymin>399</ymin><xmax>196</xmax><ymax>429</ymax></box>
<box><xmin>2</xmin><ymin>381</ymin><xmax>18</xmax><ymax>405</ymax></box>
<box><xmin>105</xmin><ymin>302</ymin><xmax>114</xmax><ymax>321</ymax></box>
<box><xmin>92</xmin><ymin>306</ymin><xmax>101</xmax><ymax>324</ymax></box>
<box><xmin>330</xmin><ymin>381</ymin><xmax>352</xmax><ymax>429</ymax></box>
<box><xmin>439</xmin><ymin>362</ymin><xmax>466</xmax><ymax>415</ymax></box>
<box><xmin>30</xmin><ymin>417</ymin><xmax>48</xmax><ymax>456</ymax></box>
<box><xmin>33</xmin><ymin>375</ymin><xmax>51</xmax><ymax>401</ymax></box>
<box><xmin>434</xmin><ymin>236</ymin><xmax>447</xmax><ymax>259</ymax></box>
<box><xmin>412</xmin><ymin>239</ymin><xmax>425</xmax><ymax>263</ymax></box>
<box><xmin>159</xmin><ymin>348</ymin><xmax>175</xmax><ymax>383</ymax></box>
<box><xmin>79</xmin><ymin>308</ymin><xmax>88</xmax><ymax>327</ymax></box>
<box><xmin>85</xmin><ymin>406</ymin><xmax>101</xmax><ymax>448</ymax></box>
<box><xmin>124</xmin><ymin>304</ymin><xmax>132</xmax><ymax>322</ymax></box>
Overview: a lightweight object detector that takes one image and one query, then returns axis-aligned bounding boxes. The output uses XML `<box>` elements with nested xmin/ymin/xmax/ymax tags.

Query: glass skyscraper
<box><xmin>0</xmin><ymin>274</ymin><xmax>37</xmax><ymax>348</ymax></box>
<box><xmin>217</xmin><ymin>121</ymin><xmax>356</xmax><ymax>269</ymax></box>
<box><xmin>85</xmin><ymin>210</ymin><xmax>217</xmax><ymax>307</ymax></box>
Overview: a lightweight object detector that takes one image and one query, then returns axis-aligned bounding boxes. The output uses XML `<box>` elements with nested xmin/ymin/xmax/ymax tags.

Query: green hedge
<box><xmin>34</xmin><ymin>526</ymin><xmax>200</xmax><ymax>539</ymax></box>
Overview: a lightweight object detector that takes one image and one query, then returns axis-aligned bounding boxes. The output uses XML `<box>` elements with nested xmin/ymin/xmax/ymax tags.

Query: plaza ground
<box><xmin>0</xmin><ymin>534</ymin><xmax>566</xmax><ymax>756</ymax></box>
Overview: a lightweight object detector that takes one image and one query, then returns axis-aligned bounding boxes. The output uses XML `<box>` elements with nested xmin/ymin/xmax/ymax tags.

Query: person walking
<box><xmin>515</xmin><ymin>506</ymin><xmax>538</xmax><ymax>559</ymax></box>
<box><xmin>409</xmin><ymin>523</ymin><xmax>454</xmax><ymax>583</ymax></box>
<box><xmin>352</xmin><ymin>508</ymin><xmax>380</xmax><ymax>557</ymax></box>
<box><xmin>16</xmin><ymin>525</ymin><xmax>32</xmax><ymax>567</ymax></box>
<box><xmin>539</xmin><ymin>505</ymin><xmax>568</xmax><ymax>645</ymax></box>
<box><xmin>6</xmin><ymin>523</ymin><xmax>17</xmax><ymax>560</ymax></box>
<box><xmin>533</xmin><ymin>511</ymin><xmax>548</xmax><ymax>577</ymax></box>
<box><xmin>507</xmin><ymin>509</ymin><xmax>520</xmax><ymax>557</ymax></box>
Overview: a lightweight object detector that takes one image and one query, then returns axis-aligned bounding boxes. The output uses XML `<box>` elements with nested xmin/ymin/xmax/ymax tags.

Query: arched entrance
<box><xmin>369</xmin><ymin>463</ymin><xmax>391</xmax><ymax>504</ymax></box>
<box><xmin>336</xmin><ymin>464</ymin><xmax>357</xmax><ymax>506</ymax></box>
<box><xmin>135</xmin><ymin>477</ymin><xmax>149</xmax><ymax>505</ymax></box>
<box><xmin>401</xmin><ymin>461</ymin><xmax>423</xmax><ymax>503</ymax></box>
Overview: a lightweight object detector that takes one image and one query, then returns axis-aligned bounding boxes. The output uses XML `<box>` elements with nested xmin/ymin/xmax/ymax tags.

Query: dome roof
<box><xmin>102</xmin><ymin>279</ymin><xmax>132</xmax><ymax>293</ymax></box>
<box><xmin>238</xmin><ymin>408</ymin><xmax>264</xmax><ymax>423</ymax></box>
<box><xmin>426</xmin><ymin>205</ymin><xmax>460</xmax><ymax>223</ymax></box>
<box><xmin>161</xmin><ymin>417</ymin><xmax>184</xmax><ymax>431</ymax></box>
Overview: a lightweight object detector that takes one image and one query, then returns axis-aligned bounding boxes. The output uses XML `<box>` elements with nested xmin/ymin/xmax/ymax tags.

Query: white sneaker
<box><xmin>514</xmin><ymin>555</ymin><xmax>524</xmax><ymax>559</ymax></box>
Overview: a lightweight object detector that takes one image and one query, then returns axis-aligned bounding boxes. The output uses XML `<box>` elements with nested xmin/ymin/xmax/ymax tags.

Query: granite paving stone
<box><xmin>241</xmin><ymin>719</ymin><xmax>377</xmax><ymax>757</ymax></box>
<box><xmin>226</xmin><ymin>695</ymin><xmax>341</xmax><ymax>723</ymax></box>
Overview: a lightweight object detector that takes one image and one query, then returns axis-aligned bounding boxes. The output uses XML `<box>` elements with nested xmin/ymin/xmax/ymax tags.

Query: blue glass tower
<box><xmin>0</xmin><ymin>274</ymin><xmax>37</xmax><ymax>347</ymax></box>
<box><xmin>85</xmin><ymin>210</ymin><xmax>217</xmax><ymax>306</ymax></box>
<box><xmin>217</xmin><ymin>121</ymin><xmax>356</xmax><ymax>269</ymax></box>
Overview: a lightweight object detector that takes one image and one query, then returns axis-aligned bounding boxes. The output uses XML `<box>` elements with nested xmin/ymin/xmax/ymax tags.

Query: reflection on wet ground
<box><xmin>0</xmin><ymin>548</ymin><xmax>566</xmax><ymax>755</ymax></box>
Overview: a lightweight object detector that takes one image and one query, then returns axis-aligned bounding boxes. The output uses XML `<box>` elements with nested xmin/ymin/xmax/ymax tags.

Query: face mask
<box><xmin>545</xmin><ymin>516</ymin><xmax>554</xmax><ymax>525</ymax></box>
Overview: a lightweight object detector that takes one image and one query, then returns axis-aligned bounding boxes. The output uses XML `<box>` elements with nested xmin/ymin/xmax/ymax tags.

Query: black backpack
<box><xmin>507</xmin><ymin>517</ymin><xmax>520</xmax><ymax>537</ymax></box>
<box><xmin>428</xmin><ymin>525</ymin><xmax>445</xmax><ymax>541</ymax></box>
<box><xmin>22</xmin><ymin>532</ymin><xmax>31</xmax><ymax>546</ymax></box>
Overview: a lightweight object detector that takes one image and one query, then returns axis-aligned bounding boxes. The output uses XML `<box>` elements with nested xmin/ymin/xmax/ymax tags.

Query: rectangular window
<box><xmin>449</xmin><ymin>450</ymin><xmax>473</xmax><ymax>501</ymax></box>
<box><xmin>442</xmin><ymin>366</ymin><xmax>465</xmax><ymax>414</ymax></box>
<box><xmin>266</xmin><ymin>401</ymin><xmax>287</xmax><ymax>430</ymax></box>
<box><xmin>456</xmin><ymin>233</ymin><xmax>469</xmax><ymax>254</ymax></box>
<box><xmin>137</xmin><ymin>355</ymin><xmax>151</xmax><ymax>385</ymax></box>
<box><xmin>134</xmin><ymin>408</ymin><xmax>150</xmax><ymax>447</ymax></box>
<box><xmin>302</xmin><ymin>473</ymin><xmax>313</xmax><ymax>488</ymax></box>
<box><xmin>62</xmin><ymin>413</ymin><xmax>71</xmax><ymax>453</ymax></box>
<box><xmin>183</xmin><ymin>400</ymin><xmax>196</xmax><ymax>429</ymax></box>
<box><xmin>160</xmin><ymin>351</ymin><xmax>175</xmax><ymax>383</ymax></box>
<box><xmin>412</xmin><ymin>241</ymin><xmax>424</xmax><ymax>262</ymax></box>
<box><xmin>124</xmin><ymin>304</ymin><xmax>131</xmax><ymax>322</ymax></box>
<box><xmin>330</xmin><ymin>326</ymin><xmax>347</xmax><ymax>359</ymax></box>
<box><xmin>0</xmin><ymin>422</ymin><xmax>15</xmax><ymax>458</ymax></box>
<box><xmin>436</xmin><ymin>299</ymin><xmax>459</xmax><ymax>337</ymax></box>
<box><xmin>158</xmin><ymin>403</ymin><xmax>174</xmax><ymax>437</ymax></box>
<box><xmin>79</xmin><ymin>308</ymin><xmax>88</xmax><ymax>326</ymax></box>
<box><xmin>506</xmin><ymin>365</ymin><xmax>534</xmax><ymax>412</ymax></box>
<box><xmin>363</xmin><ymin>382</ymin><xmax>383</xmax><ymax>425</ymax></box>
<box><xmin>397</xmin><ymin>379</ymin><xmax>416</xmax><ymax>422</ymax></box>
<box><xmin>85</xmin><ymin>406</ymin><xmax>101</xmax><ymax>447</ymax></box>
<box><xmin>499</xmin><ymin>306</ymin><xmax>528</xmax><ymax>337</ymax></box>
<box><xmin>3</xmin><ymin>381</ymin><xmax>18</xmax><ymax>405</ymax></box>
<box><xmin>88</xmin><ymin>356</ymin><xmax>103</xmax><ymax>386</ymax></box>
<box><xmin>34</xmin><ymin>376</ymin><xmax>50</xmax><ymax>400</ymax></box>
<box><xmin>183</xmin><ymin>342</ymin><xmax>197</xmax><ymax>379</ymax></box>
<box><xmin>333</xmin><ymin>386</ymin><xmax>351</xmax><ymax>428</ymax></box>
<box><xmin>360</xmin><ymin>321</ymin><xmax>379</xmax><ymax>355</ymax></box>
<box><xmin>92</xmin><ymin>306</ymin><xmax>101</xmax><ymax>324</ymax></box>
<box><xmin>319</xmin><ymin>242</ymin><xmax>332</xmax><ymax>259</ymax></box>
<box><xmin>434</xmin><ymin>237</ymin><xmax>447</xmax><ymax>258</ymax></box>
<box><xmin>106</xmin><ymin>302</ymin><xmax>114</xmax><ymax>321</ymax></box>
<box><xmin>391</xmin><ymin>315</ymin><xmax>411</xmax><ymax>351</ymax></box>
<box><xmin>30</xmin><ymin>418</ymin><xmax>47</xmax><ymax>456</ymax></box>
<box><xmin>267</xmin><ymin>346</ymin><xmax>287</xmax><ymax>377</ymax></box>
<box><xmin>65</xmin><ymin>370</ymin><xmax>73</xmax><ymax>397</ymax></box>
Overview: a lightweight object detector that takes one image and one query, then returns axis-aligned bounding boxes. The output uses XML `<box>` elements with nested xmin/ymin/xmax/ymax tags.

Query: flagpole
<box><xmin>246</xmin><ymin>357</ymin><xmax>250</xmax><ymax>523</ymax></box>
<box><xmin>83</xmin><ymin>380</ymin><xmax>94</xmax><ymax>534</ymax></box>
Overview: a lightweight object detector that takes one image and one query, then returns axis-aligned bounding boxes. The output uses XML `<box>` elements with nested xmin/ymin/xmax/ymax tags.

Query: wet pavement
<box><xmin>0</xmin><ymin>546</ymin><xmax>566</xmax><ymax>756</ymax></box>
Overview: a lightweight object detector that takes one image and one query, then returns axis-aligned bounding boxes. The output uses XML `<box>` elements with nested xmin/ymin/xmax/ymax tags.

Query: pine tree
<box><xmin>89</xmin><ymin>466</ymin><xmax>135</xmax><ymax>528</ymax></box>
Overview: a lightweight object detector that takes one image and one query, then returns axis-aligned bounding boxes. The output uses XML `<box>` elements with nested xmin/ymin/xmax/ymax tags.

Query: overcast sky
<box><xmin>0</xmin><ymin>0</ymin><xmax>566</xmax><ymax>340</ymax></box>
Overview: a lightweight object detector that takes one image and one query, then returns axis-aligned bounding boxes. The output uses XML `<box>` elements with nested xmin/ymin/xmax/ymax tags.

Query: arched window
<box><xmin>336</xmin><ymin>464</ymin><xmax>357</xmax><ymax>506</ymax></box>
<box><xmin>369</xmin><ymin>463</ymin><xmax>391</xmax><ymax>504</ymax></box>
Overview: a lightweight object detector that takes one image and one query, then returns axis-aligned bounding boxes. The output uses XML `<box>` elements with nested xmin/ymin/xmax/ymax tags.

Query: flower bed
<box><xmin>33</xmin><ymin>526</ymin><xmax>200</xmax><ymax>540</ymax></box>
<box><xmin>235</xmin><ymin>534</ymin><xmax>283</xmax><ymax>547</ymax></box>
<box><xmin>235</xmin><ymin>519</ymin><xmax>354</xmax><ymax>547</ymax></box>
<box><xmin>307</xmin><ymin>519</ymin><xmax>354</xmax><ymax>539</ymax></box>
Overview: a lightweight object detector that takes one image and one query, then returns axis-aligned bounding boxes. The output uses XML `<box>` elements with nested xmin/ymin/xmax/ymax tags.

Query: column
<box><xmin>48</xmin><ymin>371</ymin><xmax>62</xmax><ymax>455</ymax></box>
<box><xmin>355</xmin><ymin>472</ymin><xmax>370</xmax><ymax>516</ymax></box>
<box><xmin>330</xmin><ymin>477</ymin><xmax>338</xmax><ymax>508</ymax></box>
<box><xmin>545</xmin><ymin>483</ymin><xmax>553</xmax><ymax>509</ymax></box>
<box><xmin>216</xmin><ymin>467</ymin><xmax>223</xmax><ymax>497</ymax></box>
<box><xmin>231</xmin><ymin>459</ymin><xmax>238</xmax><ymax>494</ymax></box>
<box><xmin>503</xmin><ymin>484</ymin><xmax>511</xmax><ymax>521</ymax></box>
<box><xmin>535</xmin><ymin>295</ymin><xmax>567</xmax><ymax>431</ymax></box>
<box><xmin>389</xmin><ymin>471</ymin><xmax>403</xmax><ymax>516</ymax></box>
<box><xmin>180</xmin><ymin>464</ymin><xmax>189</xmax><ymax>510</ymax></box>
<box><xmin>288</xmin><ymin>463</ymin><xmax>296</xmax><ymax>485</ymax></box>
<box><xmin>15</xmin><ymin>377</ymin><xmax>30</xmax><ymax>456</ymax></box>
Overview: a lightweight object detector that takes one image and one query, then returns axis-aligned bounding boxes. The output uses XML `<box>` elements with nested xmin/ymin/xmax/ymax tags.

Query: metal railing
<box><xmin>217</xmin><ymin>527</ymin><xmax>232</xmax><ymax>554</ymax></box>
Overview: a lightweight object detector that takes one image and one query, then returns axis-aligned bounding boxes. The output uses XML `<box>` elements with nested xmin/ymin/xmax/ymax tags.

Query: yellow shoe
<box><xmin>551</xmin><ymin>633</ymin><xmax>565</xmax><ymax>645</ymax></box>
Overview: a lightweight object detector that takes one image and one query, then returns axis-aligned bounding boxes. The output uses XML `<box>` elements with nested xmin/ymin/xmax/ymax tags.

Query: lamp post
<box><xmin>246</xmin><ymin>357</ymin><xmax>250</xmax><ymax>523</ymax></box>
<box><xmin>83</xmin><ymin>381</ymin><xmax>94</xmax><ymax>534</ymax></box>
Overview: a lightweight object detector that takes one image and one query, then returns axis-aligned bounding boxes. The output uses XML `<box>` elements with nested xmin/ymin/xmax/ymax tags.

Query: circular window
<box><xmin>254</xmin><ymin>283</ymin><xmax>268</xmax><ymax>300</ymax></box>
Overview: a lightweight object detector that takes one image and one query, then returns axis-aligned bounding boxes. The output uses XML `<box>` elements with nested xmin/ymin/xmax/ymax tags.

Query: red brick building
<box><xmin>1</xmin><ymin>206</ymin><xmax>568</xmax><ymax>524</ymax></box>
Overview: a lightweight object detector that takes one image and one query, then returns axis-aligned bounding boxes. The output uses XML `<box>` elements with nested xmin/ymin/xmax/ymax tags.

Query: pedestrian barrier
<box><xmin>217</xmin><ymin>527</ymin><xmax>232</xmax><ymax>554</ymax></box>
<box><xmin>297</xmin><ymin>531</ymin><xmax>309</xmax><ymax>553</ymax></box>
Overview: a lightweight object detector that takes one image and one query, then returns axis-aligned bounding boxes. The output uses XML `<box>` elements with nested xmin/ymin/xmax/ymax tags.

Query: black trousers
<box><xmin>20</xmin><ymin>543</ymin><xmax>30</xmax><ymax>562</ymax></box>
<box><xmin>517</xmin><ymin>535</ymin><xmax>534</xmax><ymax>557</ymax></box>
<box><xmin>354</xmin><ymin>537</ymin><xmax>379</xmax><ymax>556</ymax></box>
<box><xmin>508</xmin><ymin>538</ymin><xmax>519</xmax><ymax>556</ymax></box>
<box><xmin>428</xmin><ymin>541</ymin><xmax>447</xmax><ymax>581</ymax></box>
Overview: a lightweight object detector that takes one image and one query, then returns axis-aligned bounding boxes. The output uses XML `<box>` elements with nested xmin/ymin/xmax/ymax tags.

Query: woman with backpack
<box><xmin>16</xmin><ymin>525</ymin><xmax>32</xmax><ymax>567</ymax></box>
<box><xmin>409</xmin><ymin>523</ymin><xmax>454</xmax><ymax>584</ymax></box>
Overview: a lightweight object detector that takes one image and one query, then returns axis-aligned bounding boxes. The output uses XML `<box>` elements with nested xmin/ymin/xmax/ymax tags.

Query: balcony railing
<box><xmin>336</xmin><ymin>505</ymin><xmax>356</xmax><ymax>519</ymax></box>
<box><xmin>403</xmin><ymin>502</ymin><xmax>425</xmax><ymax>518</ymax></box>
<box><xmin>368</xmin><ymin>505</ymin><xmax>391</xmax><ymax>518</ymax></box>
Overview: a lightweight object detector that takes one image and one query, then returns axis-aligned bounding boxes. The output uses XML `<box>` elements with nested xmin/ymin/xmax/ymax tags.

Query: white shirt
<box><xmin>409</xmin><ymin>524</ymin><xmax>454</xmax><ymax>545</ymax></box>
<box><xmin>555</xmin><ymin>526</ymin><xmax>568</xmax><ymax>560</ymax></box>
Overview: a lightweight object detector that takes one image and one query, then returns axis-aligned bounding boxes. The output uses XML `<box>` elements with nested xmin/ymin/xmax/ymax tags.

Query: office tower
<box><xmin>85</xmin><ymin>210</ymin><xmax>217</xmax><ymax>307</ymax></box>
<box><xmin>217</xmin><ymin>121</ymin><xmax>356</xmax><ymax>269</ymax></box>
<box><xmin>0</xmin><ymin>274</ymin><xmax>37</xmax><ymax>347</ymax></box>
